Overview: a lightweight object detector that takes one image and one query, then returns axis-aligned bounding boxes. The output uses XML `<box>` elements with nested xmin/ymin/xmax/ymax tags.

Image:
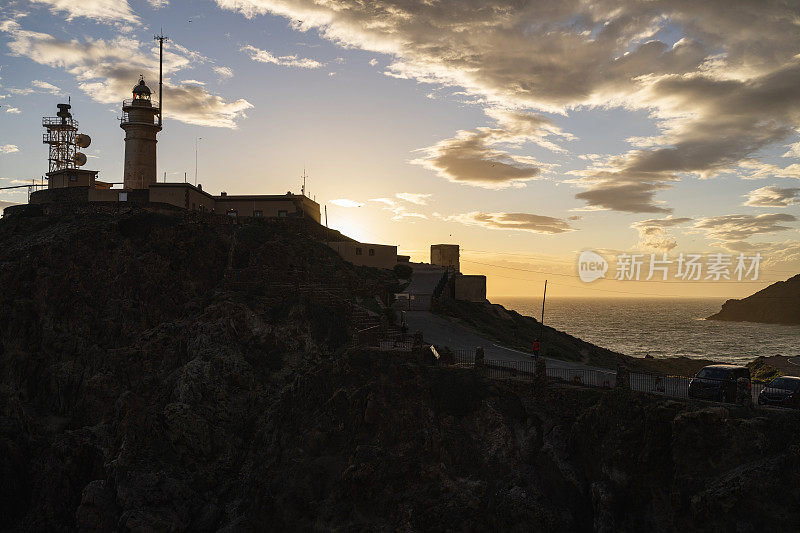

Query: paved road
<box><xmin>404</xmin><ymin>310</ymin><xmax>769</xmax><ymax>402</ymax></box>
<box><xmin>396</xmin><ymin>263</ymin><xmax>446</xmax><ymax>311</ymax></box>
<box><xmin>404</xmin><ymin>310</ymin><xmax>612</xmax><ymax>373</ymax></box>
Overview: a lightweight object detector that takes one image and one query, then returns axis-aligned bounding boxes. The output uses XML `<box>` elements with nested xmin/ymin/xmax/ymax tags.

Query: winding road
<box><xmin>404</xmin><ymin>310</ymin><xmax>770</xmax><ymax>402</ymax></box>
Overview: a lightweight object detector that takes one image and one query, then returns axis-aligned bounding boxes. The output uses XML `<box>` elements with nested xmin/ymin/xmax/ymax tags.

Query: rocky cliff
<box><xmin>707</xmin><ymin>274</ymin><xmax>800</xmax><ymax>324</ymax></box>
<box><xmin>1</xmin><ymin>210</ymin><xmax>799</xmax><ymax>531</ymax></box>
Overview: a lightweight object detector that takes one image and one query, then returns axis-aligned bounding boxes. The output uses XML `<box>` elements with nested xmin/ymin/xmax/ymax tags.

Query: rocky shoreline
<box><xmin>707</xmin><ymin>274</ymin><xmax>800</xmax><ymax>325</ymax></box>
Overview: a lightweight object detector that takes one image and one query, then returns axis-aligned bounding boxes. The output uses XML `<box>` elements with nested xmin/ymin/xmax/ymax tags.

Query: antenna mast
<box><xmin>154</xmin><ymin>32</ymin><xmax>168</xmax><ymax>127</ymax></box>
<box><xmin>301</xmin><ymin>167</ymin><xmax>308</xmax><ymax>196</ymax></box>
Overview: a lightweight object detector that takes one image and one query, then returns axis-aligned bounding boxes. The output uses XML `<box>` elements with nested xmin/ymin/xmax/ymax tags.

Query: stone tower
<box><xmin>121</xmin><ymin>77</ymin><xmax>161</xmax><ymax>189</ymax></box>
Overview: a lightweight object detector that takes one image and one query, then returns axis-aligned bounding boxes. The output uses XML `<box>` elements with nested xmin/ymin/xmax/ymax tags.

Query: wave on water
<box><xmin>494</xmin><ymin>297</ymin><xmax>800</xmax><ymax>364</ymax></box>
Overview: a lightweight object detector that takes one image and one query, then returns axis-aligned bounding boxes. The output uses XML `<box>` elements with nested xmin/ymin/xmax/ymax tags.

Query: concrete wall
<box><xmin>215</xmin><ymin>197</ymin><xmax>297</xmax><ymax>218</ymax></box>
<box><xmin>328</xmin><ymin>242</ymin><xmax>398</xmax><ymax>269</ymax></box>
<box><xmin>149</xmin><ymin>184</ymin><xmax>215</xmax><ymax>212</ymax></box>
<box><xmin>88</xmin><ymin>188</ymin><xmax>149</xmax><ymax>204</ymax></box>
<box><xmin>46</xmin><ymin>169</ymin><xmax>98</xmax><ymax>189</ymax></box>
<box><xmin>31</xmin><ymin>186</ymin><xmax>89</xmax><ymax>205</ymax></box>
<box><xmin>454</xmin><ymin>274</ymin><xmax>486</xmax><ymax>302</ymax></box>
<box><xmin>431</xmin><ymin>244</ymin><xmax>460</xmax><ymax>273</ymax></box>
<box><xmin>214</xmin><ymin>195</ymin><xmax>321</xmax><ymax>223</ymax></box>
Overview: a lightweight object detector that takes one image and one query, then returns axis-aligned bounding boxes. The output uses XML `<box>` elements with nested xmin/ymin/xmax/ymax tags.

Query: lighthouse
<box><xmin>120</xmin><ymin>76</ymin><xmax>162</xmax><ymax>189</ymax></box>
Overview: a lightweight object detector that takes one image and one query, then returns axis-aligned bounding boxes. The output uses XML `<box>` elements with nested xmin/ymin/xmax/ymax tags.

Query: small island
<box><xmin>707</xmin><ymin>274</ymin><xmax>800</xmax><ymax>325</ymax></box>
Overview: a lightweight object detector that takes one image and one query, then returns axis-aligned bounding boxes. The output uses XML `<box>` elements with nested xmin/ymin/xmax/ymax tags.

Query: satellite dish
<box><xmin>75</xmin><ymin>134</ymin><xmax>91</xmax><ymax>148</ymax></box>
<box><xmin>74</xmin><ymin>152</ymin><xmax>87</xmax><ymax>166</ymax></box>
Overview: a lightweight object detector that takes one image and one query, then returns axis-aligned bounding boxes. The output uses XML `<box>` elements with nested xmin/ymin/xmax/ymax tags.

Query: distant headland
<box><xmin>707</xmin><ymin>274</ymin><xmax>800</xmax><ymax>325</ymax></box>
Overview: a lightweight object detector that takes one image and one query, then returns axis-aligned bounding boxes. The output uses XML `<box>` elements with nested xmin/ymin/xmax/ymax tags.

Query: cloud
<box><xmin>1</xmin><ymin>21</ymin><xmax>253</xmax><ymax>128</ymax></box>
<box><xmin>694</xmin><ymin>213</ymin><xmax>797</xmax><ymax>241</ymax></box>
<box><xmin>447</xmin><ymin>212</ymin><xmax>576</xmax><ymax>234</ymax></box>
<box><xmin>330</xmin><ymin>198</ymin><xmax>364</xmax><ymax>207</ymax></box>
<box><xmin>713</xmin><ymin>239</ymin><xmax>800</xmax><ymax>266</ymax></box>
<box><xmin>737</xmin><ymin>160</ymin><xmax>800</xmax><ymax>180</ymax></box>
<box><xmin>8</xmin><ymin>80</ymin><xmax>63</xmax><ymax>96</ymax></box>
<box><xmin>28</xmin><ymin>0</ymin><xmax>139</xmax><ymax>23</ymax></box>
<box><xmin>31</xmin><ymin>80</ymin><xmax>60</xmax><ymax>94</ymax></box>
<box><xmin>631</xmin><ymin>216</ymin><xmax>693</xmax><ymax>251</ymax></box>
<box><xmin>369</xmin><ymin>58</ymin><xmax>378</xmax><ymax>67</ymax></box>
<box><xmin>214</xmin><ymin>0</ymin><xmax>800</xmax><ymax>211</ymax></box>
<box><xmin>240</xmin><ymin>44</ymin><xmax>323</xmax><ymax>69</ymax></box>
<box><xmin>413</xmin><ymin>107</ymin><xmax>570</xmax><ymax>188</ymax></box>
<box><xmin>574</xmin><ymin>180</ymin><xmax>673</xmax><ymax>214</ymax></box>
<box><xmin>0</xmin><ymin>144</ymin><xmax>19</xmax><ymax>154</ymax></box>
<box><xmin>395</xmin><ymin>192</ymin><xmax>430</xmax><ymax>205</ymax></box>
<box><xmin>368</xmin><ymin>197</ymin><xmax>427</xmax><ymax>220</ymax></box>
<box><xmin>632</xmin><ymin>216</ymin><xmax>693</xmax><ymax>229</ymax></box>
<box><xmin>4</xmin><ymin>107</ymin><xmax>21</xmax><ymax>114</ymax></box>
<box><xmin>412</xmin><ymin>129</ymin><xmax>542</xmax><ymax>189</ymax></box>
<box><xmin>214</xmin><ymin>66</ymin><xmax>234</xmax><ymax>79</ymax></box>
<box><xmin>743</xmin><ymin>186</ymin><xmax>800</xmax><ymax>207</ymax></box>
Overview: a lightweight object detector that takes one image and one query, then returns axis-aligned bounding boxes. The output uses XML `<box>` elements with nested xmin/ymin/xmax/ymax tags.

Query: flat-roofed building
<box><xmin>46</xmin><ymin>168</ymin><xmax>99</xmax><ymax>189</ymax></box>
<box><xmin>214</xmin><ymin>192</ymin><xmax>320</xmax><ymax>222</ymax></box>
<box><xmin>431</xmin><ymin>244</ymin><xmax>460</xmax><ymax>272</ymax></box>
<box><xmin>328</xmin><ymin>241</ymin><xmax>398</xmax><ymax>270</ymax></box>
<box><xmin>149</xmin><ymin>183</ymin><xmax>215</xmax><ymax>213</ymax></box>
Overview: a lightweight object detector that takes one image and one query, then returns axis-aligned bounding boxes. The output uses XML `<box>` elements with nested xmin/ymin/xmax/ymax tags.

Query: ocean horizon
<box><xmin>495</xmin><ymin>296</ymin><xmax>799</xmax><ymax>364</ymax></box>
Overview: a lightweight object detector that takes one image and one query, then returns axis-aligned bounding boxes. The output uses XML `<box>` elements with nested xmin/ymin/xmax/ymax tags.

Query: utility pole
<box><xmin>154</xmin><ymin>32</ymin><xmax>168</xmax><ymax>127</ymax></box>
<box><xmin>540</xmin><ymin>279</ymin><xmax>548</xmax><ymax>347</ymax></box>
<box><xmin>195</xmin><ymin>137</ymin><xmax>202</xmax><ymax>186</ymax></box>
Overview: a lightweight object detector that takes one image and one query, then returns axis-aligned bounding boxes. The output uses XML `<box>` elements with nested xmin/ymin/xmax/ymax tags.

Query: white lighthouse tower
<box><xmin>120</xmin><ymin>76</ymin><xmax>161</xmax><ymax>189</ymax></box>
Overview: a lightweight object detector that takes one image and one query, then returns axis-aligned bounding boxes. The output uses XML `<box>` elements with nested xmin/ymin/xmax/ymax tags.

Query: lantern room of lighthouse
<box><xmin>120</xmin><ymin>76</ymin><xmax>162</xmax><ymax>190</ymax></box>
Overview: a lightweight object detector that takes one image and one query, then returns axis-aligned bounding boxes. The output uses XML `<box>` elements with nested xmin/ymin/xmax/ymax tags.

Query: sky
<box><xmin>1</xmin><ymin>0</ymin><xmax>799</xmax><ymax>298</ymax></box>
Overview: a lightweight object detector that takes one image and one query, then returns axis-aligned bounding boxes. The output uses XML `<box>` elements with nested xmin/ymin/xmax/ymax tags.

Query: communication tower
<box><xmin>42</xmin><ymin>101</ymin><xmax>90</xmax><ymax>173</ymax></box>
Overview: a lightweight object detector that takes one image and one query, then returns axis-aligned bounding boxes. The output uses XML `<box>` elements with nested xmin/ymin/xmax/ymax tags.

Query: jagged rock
<box><xmin>1</xmin><ymin>211</ymin><xmax>799</xmax><ymax>531</ymax></box>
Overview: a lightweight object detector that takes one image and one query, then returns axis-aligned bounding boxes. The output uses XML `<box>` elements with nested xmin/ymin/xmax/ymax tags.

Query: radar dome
<box><xmin>75</xmin><ymin>134</ymin><xmax>91</xmax><ymax>148</ymax></box>
<box><xmin>73</xmin><ymin>152</ymin><xmax>87</xmax><ymax>167</ymax></box>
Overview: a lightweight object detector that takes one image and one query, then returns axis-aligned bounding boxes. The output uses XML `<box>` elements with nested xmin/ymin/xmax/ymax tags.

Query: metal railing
<box><xmin>429</xmin><ymin>346</ymin><xmax>795</xmax><ymax>409</ymax></box>
<box><xmin>42</xmin><ymin>117</ymin><xmax>78</xmax><ymax>128</ymax></box>
<box><xmin>122</xmin><ymin>98</ymin><xmax>159</xmax><ymax>108</ymax></box>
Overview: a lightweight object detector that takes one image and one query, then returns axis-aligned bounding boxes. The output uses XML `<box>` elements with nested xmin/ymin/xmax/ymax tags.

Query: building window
<box><xmin>254</xmin><ymin>210</ymin><xmax>263</xmax><ymax>217</ymax></box>
<box><xmin>227</xmin><ymin>209</ymin><xmax>238</xmax><ymax>218</ymax></box>
<box><xmin>69</xmin><ymin>174</ymin><xmax>77</xmax><ymax>182</ymax></box>
<box><xmin>356</xmin><ymin>248</ymin><xmax>363</xmax><ymax>256</ymax></box>
<box><xmin>369</xmin><ymin>248</ymin><xmax>375</xmax><ymax>256</ymax></box>
<box><xmin>278</xmin><ymin>210</ymin><xmax>288</xmax><ymax>218</ymax></box>
<box><xmin>118</xmin><ymin>192</ymin><xmax>128</xmax><ymax>202</ymax></box>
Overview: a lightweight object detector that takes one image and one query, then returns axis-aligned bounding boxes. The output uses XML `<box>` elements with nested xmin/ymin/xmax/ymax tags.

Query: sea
<box><xmin>495</xmin><ymin>297</ymin><xmax>800</xmax><ymax>364</ymax></box>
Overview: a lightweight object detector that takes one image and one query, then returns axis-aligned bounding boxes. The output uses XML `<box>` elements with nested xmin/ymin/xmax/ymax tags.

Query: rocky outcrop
<box><xmin>1</xmin><ymin>211</ymin><xmax>799</xmax><ymax>531</ymax></box>
<box><xmin>707</xmin><ymin>274</ymin><xmax>800</xmax><ymax>324</ymax></box>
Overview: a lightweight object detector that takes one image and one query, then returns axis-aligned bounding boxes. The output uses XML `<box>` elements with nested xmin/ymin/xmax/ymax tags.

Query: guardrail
<box><xmin>425</xmin><ymin>344</ymin><xmax>793</xmax><ymax>409</ymax></box>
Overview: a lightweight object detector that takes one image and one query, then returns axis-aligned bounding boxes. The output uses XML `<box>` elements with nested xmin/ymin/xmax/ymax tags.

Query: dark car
<box><xmin>688</xmin><ymin>365</ymin><xmax>751</xmax><ymax>403</ymax></box>
<box><xmin>758</xmin><ymin>376</ymin><xmax>800</xmax><ymax>408</ymax></box>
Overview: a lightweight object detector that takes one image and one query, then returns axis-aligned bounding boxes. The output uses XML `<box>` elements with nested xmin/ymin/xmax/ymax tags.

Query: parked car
<box><xmin>688</xmin><ymin>365</ymin><xmax>751</xmax><ymax>403</ymax></box>
<box><xmin>758</xmin><ymin>376</ymin><xmax>800</xmax><ymax>408</ymax></box>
